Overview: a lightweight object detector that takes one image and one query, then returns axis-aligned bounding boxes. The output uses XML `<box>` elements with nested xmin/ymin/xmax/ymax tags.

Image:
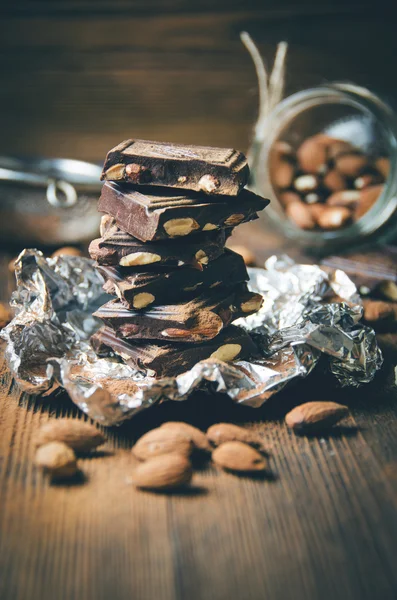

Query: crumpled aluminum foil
<box><xmin>0</xmin><ymin>250</ymin><xmax>383</xmax><ymax>426</ymax></box>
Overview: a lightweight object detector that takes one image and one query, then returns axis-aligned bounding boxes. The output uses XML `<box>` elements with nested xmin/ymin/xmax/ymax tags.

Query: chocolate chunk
<box><xmin>321</xmin><ymin>246</ymin><xmax>397</xmax><ymax>299</ymax></box>
<box><xmin>97</xmin><ymin>182</ymin><xmax>268</xmax><ymax>242</ymax></box>
<box><xmin>93</xmin><ymin>286</ymin><xmax>263</xmax><ymax>343</ymax></box>
<box><xmin>89</xmin><ymin>221</ymin><xmax>226</xmax><ymax>269</ymax></box>
<box><xmin>100</xmin><ymin>139</ymin><xmax>250</xmax><ymax>196</ymax></box>
<box><xmin>98</xmin><ymin>249</ymin><xmax>249</xmax><ymax>309</ymax></box>
<box><xmin>90</xmin><ymin>325</ymin><xmax>258</xmax><ymax>377</ymax></box>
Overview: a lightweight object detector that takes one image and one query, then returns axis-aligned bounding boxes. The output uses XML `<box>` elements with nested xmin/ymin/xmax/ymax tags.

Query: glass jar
<box><xmin>249</xmin><ymin>83</ymin><xmax>397</xmax><ymax>255</ymax></box>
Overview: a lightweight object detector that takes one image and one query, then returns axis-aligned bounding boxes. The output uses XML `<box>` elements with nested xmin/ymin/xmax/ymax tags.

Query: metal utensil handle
<box><xmin>46</xmin><ymin>179</ymin><xmax>78</xmax><ymax>208</ymax></box>
<box><xmin>0</xmin><ymin>166</ymin><xmax>78</xmax><ymax>208</ymax></box>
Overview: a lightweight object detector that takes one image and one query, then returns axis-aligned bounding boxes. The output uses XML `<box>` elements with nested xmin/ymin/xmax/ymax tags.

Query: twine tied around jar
<box><xmin>240</xmin><ymin>32</ymin><xmax>288</xmax><ymax>146</ymax></box>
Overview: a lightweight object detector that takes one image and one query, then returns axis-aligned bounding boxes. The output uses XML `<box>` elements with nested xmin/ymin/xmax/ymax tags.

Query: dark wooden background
<box><xmin>0</xmin><ymin>1</ymin><xmax>396</xmax><ymax>162</ymax></box>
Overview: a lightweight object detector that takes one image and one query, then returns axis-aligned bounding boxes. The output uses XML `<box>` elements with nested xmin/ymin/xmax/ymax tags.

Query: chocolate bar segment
<box><xmin>91</xmin><ymin>325</ymin><xmax>258</xmax><ymax>377</ymax></box>
<box><xmin>93</xmin><ymin>286</ymin><xmax>263</xmax><ymax>343</ymax></box>
<box><xmin>89</xmin><ymin>221</ymin><xmax>226</xmax><ymax>268</ymax></box>
<box><xmin>321</xmin><ymin>245</ymin><xmax>397</xmax><ymax>298</ymax></box>
<box><xmin>100</xmin><ymin>139</ymin><xmax>249</xmax><ymax>196</ymax></box>
<box><xmin>97</xmin><ymin>182</ymin><xmax>268</xmax><ymax>242</ymax></box>
<box><xmin>97</xmin><ymin>249</ymin><xmax>249</xmax><ymax>309</ymax></box>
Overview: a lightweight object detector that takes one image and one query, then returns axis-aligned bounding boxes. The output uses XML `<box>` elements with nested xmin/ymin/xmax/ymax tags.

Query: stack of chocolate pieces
<box><xmin>89</xmin><ymin>139</ymin><xmax>269</xmax><ymax>377</ymax></box>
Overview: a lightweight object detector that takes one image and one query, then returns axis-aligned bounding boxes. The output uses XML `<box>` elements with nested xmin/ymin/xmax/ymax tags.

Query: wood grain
<box><xmin>1</xmin><ymin>346</ymin><xmax>397</xmax><ymax>600</ymax></box>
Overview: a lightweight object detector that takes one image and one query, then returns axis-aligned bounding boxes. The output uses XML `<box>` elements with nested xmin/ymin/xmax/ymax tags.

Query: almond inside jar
<box><xmin>269</xmin><ymin>134</ymin><xmax>388</xmax><ymax>232</ymax></box>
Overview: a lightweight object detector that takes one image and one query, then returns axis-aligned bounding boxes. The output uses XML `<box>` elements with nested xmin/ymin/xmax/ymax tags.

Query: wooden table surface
<box><xmin>1</xmin><ymin>227</ymin><xmax>397</xmax><ymax>600</ymax></box>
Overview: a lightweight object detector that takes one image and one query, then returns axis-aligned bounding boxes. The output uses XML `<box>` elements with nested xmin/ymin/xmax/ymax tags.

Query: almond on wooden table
<box><xmin>35</xmin><ymin>418</ymin><xmax>105</xmax><ymax>452</ymax></box>
<box><xmin>362</xmin><ymin>299</ymin><xmax>397</xmax><ymax>326</ymax></box>
<box><xmin>131</xmin><ymin>454</ymin><xmax>193</xmax><ymax>491</ymax></box>
<box><xmin>285</xmin><ymin>401</ymin><xmax>349</xmax><ymax>433</ymax></box>
<box><xmin>35</xmin><ymin>442</ymin><xmax>78</xmax><ymax>479</ymax></box>
<box><xmin>207</xmin><ymin>423</ymin><xmax>263</xmax><ymax>449</ymax></box>
<box><xmin>212</xmin><ymin>441</ymin><xmax>270</xmax><ymax>474</ymax></box>
<box><xmin>160</xmin><ymin>422</ymin><xmax>211</xmax><ymax>453</ymax></box>
<box><xmin>132</xmin><ymin>428</ymin><xmax>194</xmax><ymax>461</ymax></box>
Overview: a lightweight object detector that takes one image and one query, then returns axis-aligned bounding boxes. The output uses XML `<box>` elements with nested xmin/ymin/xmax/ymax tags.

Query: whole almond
<box><xmin>327</xmin><ymin>140</ymin><xmax>356</xmax><ymax>161</ymax></box>
<box><xmin>327</xmin><ymin>190</ymin><xmax>360</xmax><ymax>207</ymax></box>
<box><xmin>362</xmin><ymin>299</ymin><xmax>397</xmax><ymax>324</ymax></box>
<box><xmin>355</xmin><ymin>185</ymin><xmax>383</xmax><ymax>219</ymax></box>
<box><xmin>316</xmin><ymin>206</ymin><xmax>351</xmax><ymax>230</ymax></box>
<box><xmin>285</xmin><ymin>401</ymin><xmax>349</xmax><ymax>433</ymax></box>
<box><xmin>36</xmin><ymin>418</ymin><xmax>105</xmax><ymax>452</ymax></box>
<box><xmin>212</xmin><ymin>441</ymin><xmax>269</xmax><ymax>473</ymax></box>
<box><xmin>271</xmin><ymin>160</ymin><xmax>295</xmax><ymax>189</ymax></box>
<box><xmin>375</xmin><ymin>157</ymin><xmax>390</xmax><ymax>179</ymax></box>
<box><xmin>132</xmin><ymin>428</ymin><xmax>193</xmax><ymax>461</ymax></box>
<box><xmin>161</xmin><ymin>422</ymin><xmax>211</xmax><ymax>453</ymax></box>
<box><xmin>269</xmin><ymin>141</ymin><xmax>296</xmax><ymax>188</ymax></box>
<box><xmin>35</xmin><ymin>441</ymin><xmax>78</xmax><ymax>479</ymax></box>
<box><xmin>297</xmin><ymin>134</ymin><xmax>335</xmax><ymax>173</ymax></box>
<box><xmin>207</xmin><ymin>423</ymin><xmax>261</xmax><ymax>448</ymax></box>
<box><xmin>131</xmin><ymin>454</ymin><xmax>193</xmax><ymax>491</ymax></box>
<box><xmin>308</xmin><ymin>203</ymin><xmax>327</xmax><ymax>223</ymax></box>
<box><xmin>335</xmin><ymin>152</ymin><xmax>368</xmax><ymax>177</ymax></box>
<box><xmin>285</xmin><ymin>200</ymin><xmax>316</xmax><ymax>230</ymax></box>
<box><xmin>323</xmin><ymin>169</ymin><xmax>346</xmax><ymax>192</ymax></box>
<box><xmin>278</xmin><ymin>191</ymin><xmax>301</xmax><ymax>207</ymax></box>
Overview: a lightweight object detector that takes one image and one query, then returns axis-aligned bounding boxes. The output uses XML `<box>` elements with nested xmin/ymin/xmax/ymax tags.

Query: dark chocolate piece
<box><xmin>100</xmin><ymin>139</ymin><xmax>249</xmax><ymax>196</ymax></box>
<box><xmin>97</xmin><ymin>182</ymin><xmax>269</xmax><ymax>242</ymax></box>
<box><xmin>89</xmin><ymin>220</ymin><xmax>226</xmax><ymax>269</ymax></box>
<box><xmin>90</xmin><ymin>325</ymin><xmax>258</xmax><ymax>377</ymax></box>
<box><xmin>321</xmin><ymin>246</ymin><xmax>397</xmax><ymax>298</ymax></box>
<box><xmin>93</xmin><ymin>286</ymin><xmax>263</xmax><ymax>343</ymax></box>
<box><xmin>97</xmin><ymin>249</ymin><xmax>249</xmax><ymax>309</ymax></box>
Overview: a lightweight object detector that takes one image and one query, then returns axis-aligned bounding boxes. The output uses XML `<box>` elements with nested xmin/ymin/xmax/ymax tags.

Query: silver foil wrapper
<box><xmin>1</xmin><ymin>251</ymin><xmax>383</xmax><ymax>426</ymax></box>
